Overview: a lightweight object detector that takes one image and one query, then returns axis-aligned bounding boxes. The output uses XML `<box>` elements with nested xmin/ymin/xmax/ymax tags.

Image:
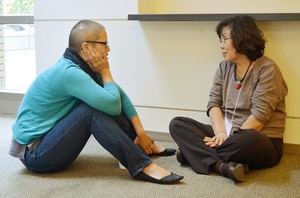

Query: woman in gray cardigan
<box><xmin>169</xmin><ymin>15</ymin><xmax>288</xmax><ymax>183</ymax></box>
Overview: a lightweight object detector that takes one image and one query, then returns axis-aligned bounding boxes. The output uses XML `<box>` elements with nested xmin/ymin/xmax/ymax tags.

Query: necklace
<box><xmin>234</xmin><ymin>61</ymin><xmax>253</xmax><ymax>89</ymax></box>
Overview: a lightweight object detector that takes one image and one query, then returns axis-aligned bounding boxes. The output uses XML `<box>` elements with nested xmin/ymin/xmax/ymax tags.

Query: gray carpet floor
<box><xmin>1</xmin><ymin>114</ymin><xmax>300</xmax><ymax>198</ymax></box>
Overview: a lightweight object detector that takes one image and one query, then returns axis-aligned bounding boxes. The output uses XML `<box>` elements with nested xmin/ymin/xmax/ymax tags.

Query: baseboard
<box><xmin>148</xmin><ymin>131</ymin><xmax>174</xmax><ymax>142</ymax></box>
<box><xmin>283</xmin><ymin>143</ymin><xmax>300</xmax><ymax>155</ymax></box>
<box><xmin>148</xmin><ymin>131</ymin><xmax>300</xmax><ymax>155</ymax></box>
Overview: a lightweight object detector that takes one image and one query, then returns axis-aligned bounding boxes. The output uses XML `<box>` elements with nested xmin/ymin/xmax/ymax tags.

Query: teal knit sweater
<box><xmin>12</xmin><ymin>57</ymin><xmax>137</xmax><ymax>144</ymax></box>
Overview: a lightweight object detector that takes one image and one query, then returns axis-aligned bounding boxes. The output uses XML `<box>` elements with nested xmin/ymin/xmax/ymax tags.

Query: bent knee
<box><xmin>169</xmin><ymin>116</ymin><xmax>188</xmax><ymax>134</ymax></box>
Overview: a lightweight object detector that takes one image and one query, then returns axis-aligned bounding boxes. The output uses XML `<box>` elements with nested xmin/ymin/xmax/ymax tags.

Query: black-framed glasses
<box><xmin>86</xmin><ymin>41</ymin><xmax>108</xmax><ymax>46</ymax></box>
<box><xmin>219</xmin><ymin>37</ymin><xmax>232</xmax><ymax>44</ymax></box>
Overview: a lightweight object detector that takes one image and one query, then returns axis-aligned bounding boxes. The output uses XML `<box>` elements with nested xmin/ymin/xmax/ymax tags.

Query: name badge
<box><xmin>224</xmin><ymin>117</ymin><xmax>233</xmax><ymax>136</ymax></box>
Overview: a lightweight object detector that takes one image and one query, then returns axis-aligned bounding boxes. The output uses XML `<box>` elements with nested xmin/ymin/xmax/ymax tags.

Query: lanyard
<box><xmin>225</xmin><ymin>73</ymin><xmax>243</xmax><ymax>124</ymax></box>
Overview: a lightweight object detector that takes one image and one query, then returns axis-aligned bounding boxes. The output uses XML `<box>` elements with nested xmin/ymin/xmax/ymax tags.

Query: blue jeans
<box><xmin>21</xmin><ymin>102</ymin><xmax>152</xmax><ymax>177</ymax></box>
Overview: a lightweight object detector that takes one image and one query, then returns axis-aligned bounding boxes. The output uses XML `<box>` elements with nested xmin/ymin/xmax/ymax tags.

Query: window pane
<box><xmin>3</xmin><ymin>0</ymin><xmax>34</xmax><ymax>15</ymax></box>
<box><xmin>1</xmin><ymin>0</ymin><xmax>35</xmax><ymax>91</ymax></box>
<box><xmin>1</xmin><ymin>24</ymin><xmax>35</xmax><ymax>91</ymax></box>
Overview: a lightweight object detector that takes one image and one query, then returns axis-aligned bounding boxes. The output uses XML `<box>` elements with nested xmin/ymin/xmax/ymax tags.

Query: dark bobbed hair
<box><xmin>68</xmin><ymin>20</ymin><xmax>105</xmax><ymax>53</ymax></box>
<box><xmin>216</xmin><ymin>15</ymin><xmax>266</xmax><ymax>61</ymax></box>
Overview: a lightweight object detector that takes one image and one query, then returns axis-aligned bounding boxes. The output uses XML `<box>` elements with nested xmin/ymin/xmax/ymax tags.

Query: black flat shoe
<box><xmin>149</xmin><ymin>148</ymin><xmax>176</xmax><ymax>157</ymax></box>
<box><xmin>135</xmin><ymin>171</ymin><xmax>184</xmax><ymax>184</ymax></box>
<box><xmin>176</xmin><ymin>149</ymin><xmax>189</xmax><ymax>165</ymax></box>
<box><xmin>227</xmin><ymin>162</ymin><xmax>245</xmax><ymax>183</ymax></box>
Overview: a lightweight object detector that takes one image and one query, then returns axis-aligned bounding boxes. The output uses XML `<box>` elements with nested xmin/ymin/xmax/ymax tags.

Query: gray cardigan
<box><xmin>207</xmin><ymin>56</ymin><xmax>288</xmax><ymax>138</ymax></box>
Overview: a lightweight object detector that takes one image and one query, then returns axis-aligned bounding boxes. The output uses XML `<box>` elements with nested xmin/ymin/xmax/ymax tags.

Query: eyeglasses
<box><xmin>219</xmin><ymin>37</ymin><xmax>232</xmax><ymax>44</ymax></box>
<box><xmin>86</xmin><ymin>41</ymin><xmax>108</xmax><ymax>46</ymax></box>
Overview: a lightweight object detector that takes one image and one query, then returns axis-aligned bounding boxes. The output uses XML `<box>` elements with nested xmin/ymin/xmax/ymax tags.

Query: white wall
<box><xmin>9</xmin><ymin>0</ymin><xmax>299</xmax><ymax>145</ymax></box>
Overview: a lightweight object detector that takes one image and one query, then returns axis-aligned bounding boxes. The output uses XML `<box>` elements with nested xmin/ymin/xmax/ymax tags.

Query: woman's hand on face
<box><xmin>203</xmin><ymin>133</ymin><xmax>227</xmax><ymax>148</ymax></box>
<box><xmin>85</xmin><ymin>46</ymin><xmax>109</xmax><ymax>74</ymax></box>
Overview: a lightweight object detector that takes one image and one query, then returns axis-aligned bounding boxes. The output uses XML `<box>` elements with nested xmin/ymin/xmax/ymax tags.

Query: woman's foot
<box><xmin>213</xmin><ymin>161</ymin><xmax>245</xmax><ymax>183</ymax></box>
<box><xmin>134</xmin><ymin>163</ymin><xmax>184</xmax><ymax>184</ymax></box>
<box><xmin>149</xmin><ymin>143</ymin><xmax>176</xmax><ymax>156</ymax></box>
<box><xmin>176</xmin><ymin>148</ymin><xmax>189</xmax><ymax>165</ymax></box>
<box><xmin>151</xmin><ymin>143</ymin><xmax>166</xmax><ymax>154</ymax></box>
<box><xmin>143</xmin><ymin>163</ymin><xmax>171</xmax><ymax>179</ymax></box>
<box><xmin>226</xmin><ymin>162</ymin><xmax>245</xmax><ymax>182</ymax></box>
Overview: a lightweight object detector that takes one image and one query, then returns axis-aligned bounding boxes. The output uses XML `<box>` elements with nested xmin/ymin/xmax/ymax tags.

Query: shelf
<box><xmin>128</xmin><ymin>13</ymin><xmax>300</xmax><ymax>21</ymax></box>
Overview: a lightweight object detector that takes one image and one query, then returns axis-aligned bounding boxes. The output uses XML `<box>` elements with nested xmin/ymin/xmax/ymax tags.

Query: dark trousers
<box><xmin>169</xmin><ymin>116</ymin><xmax>283</xmax><ymax>174</ymax></box>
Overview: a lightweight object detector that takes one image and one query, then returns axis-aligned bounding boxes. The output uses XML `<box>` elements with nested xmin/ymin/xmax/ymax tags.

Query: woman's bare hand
<box><xmin>85</xmin><ymin>46</ymin><xmax>109</xmax><ymax>74</ymax></box>
<box><xmin>203</xmin><ymin>133</ymin><xmax>227</xmax><ymax>147</ymax></box>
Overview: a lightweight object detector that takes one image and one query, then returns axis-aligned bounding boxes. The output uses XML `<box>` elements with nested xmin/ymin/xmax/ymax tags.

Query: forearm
<box><xmin>209</xmin><ymin>107</ymin><xmax>226</xmax><ymax>135</ymax></box>
<box><xmin>130</xmin><ymin>115</ymin><xmax>154</xmax><ymax>154</ymax></box>
<box><xmin>240</xmin><ymin>114</ymin><xmax>264</xmax><ymax>131</ymax></box>
<box><xmin>206</xmin><ymin>106</ymin><xmax>228</xmax><ymax>147</ymax></box>
<box><xmin>130</xmin><ymin>115</ymin><xmax>146</xmax><ymax>136</ymax></box>
<box><xmin>99</xmin><ymin>69</ymin><xmax>114</xmax><ymax>84</ymax></box>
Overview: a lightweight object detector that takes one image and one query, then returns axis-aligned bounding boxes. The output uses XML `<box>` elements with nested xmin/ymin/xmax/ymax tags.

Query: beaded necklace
<box><xmin>234</xmin><ymin>61</ymin><xmax>252</xmax><ymax>89</ymax></box>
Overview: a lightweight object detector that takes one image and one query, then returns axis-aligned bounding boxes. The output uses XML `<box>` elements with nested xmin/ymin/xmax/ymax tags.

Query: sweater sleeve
<box><xmin>207</xmin><ymin>63</ymin><xmax>224</xmax><ymax>116</ymax></box>
<box><xmin>96</xmin><ymin>74</ymin><xmax>137</xmax><ymax>119</ymax></box>
<box><xmin>250</xmin><ymin>63</ymin><xmax>288</xmax><ymax>123</ymax></box>
<box><xmin>63</xmin><ymin>66</ymin><xmax>121</xmax><ymax>116</ymax></box>
<box><xmin>117</xmin><ymin>84</ymin><xmax>138</xmax><ymax>119</ymax></box>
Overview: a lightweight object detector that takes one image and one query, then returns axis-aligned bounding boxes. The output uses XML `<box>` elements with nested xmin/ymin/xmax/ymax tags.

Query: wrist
<box><xmin>100</xmin><ymin>69</ymin><xmax>114</xmax><ymax>83</ymax></box>
<box><xmin>215</xmin><ymin>132</ymin><xmax>227</xmax><ymax>137</ymax></box>
<box><xmin>98</xmin><ymin>68</ymin><xmax>110</xmax><ymax>76</ymax></box>
<box><xmin>216</xmin><ymin>131</ymin><xmax>226</xmax><ymax>135</ymax></box>
<box><xmin>136</xmin><ymin>130</ymin><xmax>147</xmax><ymax>136</ymax></box>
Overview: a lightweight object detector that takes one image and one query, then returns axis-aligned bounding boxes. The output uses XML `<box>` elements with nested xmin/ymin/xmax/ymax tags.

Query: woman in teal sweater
<box><xmin>9</xmin><ymin>20</ymin><xmax>183</xmax><ymax>184</ymax></box>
